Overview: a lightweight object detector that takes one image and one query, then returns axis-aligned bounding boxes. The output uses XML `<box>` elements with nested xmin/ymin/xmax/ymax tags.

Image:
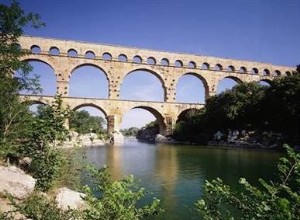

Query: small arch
<box><xmin>72</xmin><ymin>104</ymin><xmax>108</xmax><ymax>119</ymax></box>
<box><xmin>85</xmin><ymin>51</ymin><xmax>95</xmax><ymax>59</ymax></box>
<box><xmin>259</xmin><ymin>79</ymin><xmax>272</xmax><ymax>86</ymax></box>
<box><xmin>286</xmin><ymin>71</ymin><xmax>291</xmax><ymax>76</ymax></box>
<box><xmin>273</xmin><ymin>70</ymin><xmax>281</xmax><ymax>77</ymax></box>
<box><xmin>201</xmin><ymin>62</ymin><xmax>210</xmax><ymax>70</ymax></box>
<box><xmin>188</xmin><ymin>61</ymin><xmax>196</xmax><ymax>69</ymax></box>
<box><xmin>239</xmin><ymin>66</ymin><xmax>247</xmax><ymax>74</ymax></box>
<box><xmin>102</xmin><ymin>52</ymin><xmax>112</xmax><ymax>61</ymax></box>
<box><xmin>215</xmin><ymin>64</ymin><xmax>223</xmax><ymax>71</ymax></box>
<box><xmin>176</xmin><ymin>108</ymin><xmax>201</xmax><ymax>123</ymax></box>
<box><xmin>263</xmin><ymin>69</ymin><xmax>270</xmax><ymax>76</ymax></box>
<box><xmin>118</xmin><ymin>54</ymin><xmax>128</xmax><ymax>62</ymax></box>
<box><xmin>227</xmin><ymin>65</ymin><xmax>235</xmax><ymax>72</ymax></box>
<box><xmin>31</xmin><ymin>45</ymin><xmax>41</xmax><ymax>54</ymax></box>
<box><xmin>49</xmin><ymin>46</ymin><xmax>60</xmax><ymax>56</ymax></box>
<box><xmin>175</xmin><ymin>60</ymin><xmax>183</xmax><ymax>67</ymax></box>
<box><xmin>251</xmin><ymin>68</ymin><xmax>259</xmax><ymax>74</ymax></box>
<box><xmin>217</xmin><ymin>76</ymin><xmax>242</xmax><ymax>94</ymax></box>
<box><xmin>147</xmin><ymin>57</ymin><xmax>156</xmax><ymax>65</ymax></box>
<box><xmin>67</xmin><ymin>49</ymin><xmax>78</xmax><ymax>57</ymax></box>
<box><xmin>133</xmin><ymin>55</ymin><xmax>142</xmax><ymax>63</ymax></box>
<box><xmin>131</xmin><ymin>106</ymin><xmax>167</xmax><ymax>135</ymax></box>
<box><xmin>161</xmin><ymin>58</ymin><xmax>169</xmax><ymax>66</ymax></box>
<box><xmin>12</xmin><ymin>43</ymin><xmax>22</xmax><ymax>50</ymax></box>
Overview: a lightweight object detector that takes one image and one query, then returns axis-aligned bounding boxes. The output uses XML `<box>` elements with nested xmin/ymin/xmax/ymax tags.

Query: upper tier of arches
<box><xmin>19</xmin><ymin>36</ymin><xmax>293</xmax><ymax>78</ymax></box>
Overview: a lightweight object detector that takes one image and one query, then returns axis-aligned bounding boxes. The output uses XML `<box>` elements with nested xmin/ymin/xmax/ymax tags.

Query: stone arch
<box><xmin>118</xmin><ymin>54</ymin><xmax>128</xmax><ymax>62</ymax></box>
<box><xmin>30</xmin><ymin>45</ymin><xmax>41</xmax><ymax>54</ymax></box>
<box><xmin>72</xmin><ymin>103</ymin><xmax>108</xmax><ymax>118</ymax></box>
<box><xmin>188</xmin><ymin>61</ymin><xmax>196</xmax><ymax>69</ymax></box>
<box><xmin>130</xmin><ymin>106</ymin><xmax>167</xmax><ymax>135</ymax></box>
<box><xmin>273</xmin><ymin>70</ymin><xmax>281</xmax><ymax>77</ymax></box>
<box><xmin>228</xmin><ymin>65</ymin><xmax>235</xmax><ymax>72</ymax></box>
<box><xmin>20</xmin><ymin>58</ymin><xmax>56</xmax><ymax>73</ymax></box>
<box><xmin>201</xmin><ymin>62</ymin><xmax>210</xmax><ymax>70</ymax></box>
<box><xmin>102</xmin><ymin>52</ymin><xmax>112</xmax><ymax>61</ymax></box>
<box><xmin>85</xmin><ymin>51</ymin><xmax>95</xmax><ymax>59</ymax></box>
<box><xmin>263</xmin><ymin>69</ymin><xmax>270</xmax><ymax>76</ymax></box>
<box><xmin>121</xmin><ymin>68</ymin><xmax>167</xmax><ymax>101</ymax></box>
<box><xmin>69</xmin><ymin>63</ymin><xmax>110</xmax><ymax>98</ymax></box>
<box><xmin>215</xmin><ymin>64</ymin><xmax>223</xmax><ymax>71</ymax></box>
<box><xmin>161</xmin><ymin>58</ymin><xmax>169</xmax><ymax>66</ymax></box>
<box><xmin>70</xmin><ymin>63</ymin><xmax>109</xmax><ymax>81</ymax></box>
<box><xmin>176</xmin><ymin>108</ymin><xmax>200</xmax><ymax>123</ymax></box>
<box><xmin>175</xmin><ymin>60</ymin><xmax>183</xmax><ymax>67</ymax></box>
<box><xmin>252</xmin><ymin>68</ymin><xmax>259</xmax><ymax>74</ymax></box>
<box><xmin>147</xmin><ymin>57</ymin><xmax>156</xmax><ymax>65</ymax></box>
<box><xmin>175</xmin><ymin>72</ymin><xmax>209</xmax><ymax>102</ymax></box>
<box><xmin>286</xmin><ymin>71</ymin><xmax>291</xmax><ymax>76</ymax></box>
<box><xmin>49</xmin><ymin>46</ymin><xmax>60</xmax><ymax>56</ymax></box>
<box><xmin>239</xmin><ymin>66</ymin><xmax>247</xmax><ymax>74</ymax></box>
<box><xmin>133</xmin><ymin>55</ymin><xmax>142</xmax><ymax>63</ymax></box>
<box><xmin>217</xmin><ymin>76</ymin><xmax>242</xmax><ymax>94</ymax></box>
<box><xmin>67</xmin><ymin>49</ymin><xmax>78</xmax><ymax>57</ymax></box>
<box><xmin>259</xmin><ymin>79</ymin><xmax>272</xmax><ymax>86</ymax></box>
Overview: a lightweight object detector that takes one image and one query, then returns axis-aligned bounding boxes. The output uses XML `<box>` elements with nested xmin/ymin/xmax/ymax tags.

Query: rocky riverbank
<box><xmin>0</xmin><ymin>165</ymin><xmax>86</xmax><ymax>217</ymax></box>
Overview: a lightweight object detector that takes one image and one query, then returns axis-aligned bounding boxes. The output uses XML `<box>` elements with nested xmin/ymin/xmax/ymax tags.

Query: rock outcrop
<box><xmin>0</xmin><ymin>166</ymin><xmax>36</xmax><ymax>199</ymax></box>
<box><xmin>55</xmin><ymin>187</ymin><xmax>86</xmax><ymax>211</ymax></box>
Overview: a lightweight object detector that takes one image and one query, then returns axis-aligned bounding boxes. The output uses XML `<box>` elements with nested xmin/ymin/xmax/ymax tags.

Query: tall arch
<box><xmin>120</xmin><ymin>68</ymin><xmax>166</xmax><ymax>102</ymax></box>
<box><xmin>69</xmin><ymin>64</ymin><xmax>109</xmax><ymax>98</ymax></box>
<box><xmin>121</xmin><ymin>106</ymin><xmax>167</xmax><ymax>135</ymax></box>
<box><xmin>16</xmin><ymin>59</ymin><xmax>57</xmax><ymax>95</ymax></box>
<box><xmin>217</xmin><ymin>76</ymin><xmax>242</xmax><ymax>94</ymax></box>
<box><xmin>175</xmin><ymin>72</ymin><xmax>209</xmax><ymax>103</ymax></box>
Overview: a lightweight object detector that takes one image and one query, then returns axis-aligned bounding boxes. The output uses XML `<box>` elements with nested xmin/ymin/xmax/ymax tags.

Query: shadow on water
<box><xmin>81</xmin><ymin>138</ymin><xmax>282</xmax><ymax>220</ymax></box>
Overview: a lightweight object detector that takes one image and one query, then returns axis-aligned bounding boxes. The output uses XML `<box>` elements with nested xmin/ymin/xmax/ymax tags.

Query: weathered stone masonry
<box><xmin>18</xmin><ymin>36</ymin><xmax>294</xmax><ymax>136</ymax></box>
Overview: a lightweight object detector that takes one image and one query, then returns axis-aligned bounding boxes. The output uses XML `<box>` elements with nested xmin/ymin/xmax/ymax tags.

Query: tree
<box><xmin>0</xmin><ymin>0</ymin><xmax>44</xmax><ymax>159</ymax></box>
<box><xmin>196</xmin><ymin>145</ymin><xmax>300</xmax><ymax>219</ymax></box>
<box><xmin>70</xmin><ymin>110</ymin><xmax>106</xmax><ymax>135</ymax></box>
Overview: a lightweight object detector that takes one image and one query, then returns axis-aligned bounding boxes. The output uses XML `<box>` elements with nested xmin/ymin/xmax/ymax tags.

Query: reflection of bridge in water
<box><xmin>18</xmin><ymin>36</ymin><xmax>294</xmax><ymax>136</ymax></box>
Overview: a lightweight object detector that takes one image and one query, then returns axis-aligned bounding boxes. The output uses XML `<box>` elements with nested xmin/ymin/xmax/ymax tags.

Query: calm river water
<box><xmin>82</xmin><ymin>138</ymin><xmax>282</xmax><ymax>219</ymax></box>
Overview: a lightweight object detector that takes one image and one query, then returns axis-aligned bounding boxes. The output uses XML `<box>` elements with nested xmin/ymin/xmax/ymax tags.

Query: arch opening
<box><xmin>118</xmin><ymin>54</ymin><xmax>127</xmax><ymax>62</ymax></box>
<box><xmin>176</xmin><ymin>73</ymin><xmax>208</xmax><ymax>103</ymax></box>
<box><xmin>120</xmin><ymin>69</ymin><xmax>166</xmax><ymax>102</ymax></box>
<box><xmin>227</xmin><ymin>65</ymin><xmax>235</xmax><ymax>72</ymax></box>
<box><xmin>201</xmin><ymin>62</ymin><xmax>210</xmax><ymax>70</ymax></box>
<box><xmin>215</xmin><ymin>64</ymin><xmax>223</xmax><ymax>71</ymax></box>
<box><xmin>239</xmin><ymin>66</ymin><xmax>247</xmax><ymax>74</ymax></box>
<box><xmin>31</xmin><ymin>45</ymin><xmax>41</xmax><ymax>54</ymax></box>
<box><xmin>251</xmin><ymin>68</ymin><xmax>259</xmax><ymax>74</ymax></box>
<box><xmin>69</xmin><ymin>64</ymin><xmax>109</xmax><ymax>98</ymax></box>
<box><xmin>120</xmin><ymin>107</ymin><xmax>166</xmax><ymax>136</ymax></box>
<box><xmin>217</xmin><ymin>77</ymin><xmax>241</xmax><ymax>94</ymax></box>
<box><xmin>67</xmin><ymin>49</ymin><xmax>78</xmax><ymax>57</ymax></box>
<box><xmin>71</xmin><ymin>105</ymin><xmax>107</xmax><ymax>134</ymax></box>
<box><xmin>161</xmin><ymin>58</ymin><xmax>169</xmax><ymax>66</ymax></box>
<box><xmin>15</xmin><ymin>60</ymin><xmax>57</xmax><ymax>96</ymax></box>
<box><xmin>263</xmin><ymin>69</ymin><xmax>270</xmax><ymax>76</ymax></box>
<box><xmin>259</xmin><ymin>79</ymin><xmax>271</xmax><ymax>87</ymax></box>
<box><xmin>147</xmin><ymin>57</ymin><xmax>156</xmax><ymax>65</ymax></box>
<box><xmin>133</xmin><ymin>55</ymin><xmax>142</xmax><ymax>63</ymax></box>
<box><xmin>49</xmin><ymin>47</ymin><xmax>60</xmax><ymax>56</ymax></box>
<box><xmin>102</xmin><ymin>52</ymin><xmax>112</xmax><ymax>61</ymax></box>
<box><xmin>175</xmin><ymin>60</ymin><xmax>183</xmax><ymax>67</ymax></box>
<box><xmin>188</xmin><ymin>61</ymin><xmax>196</xmax><ymax>69</ymax></box>
<box><xmin>85</xmin><ymin>51</ymin><xmax>95</xmax><ymax>59</ymax></box>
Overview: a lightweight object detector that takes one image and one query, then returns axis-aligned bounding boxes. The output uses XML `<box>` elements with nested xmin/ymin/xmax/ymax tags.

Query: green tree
<box><xmin>81</xmin><ymin>166</ymin><xmax>163</xmax><ymax>220</ymax></box>
<box><xmin>0</xmin><ymin>0</ymin><xmax>44</xmax><ymax>159</ymax></box>
<box><xmin>196</xmin><ymin>145</ymin><xmax>300</xmax><ymax>219</ymax></box>
<box><xmin>70</xmin><ymin>110</ymin><xmax>105</xmax><ymax>135</ymax></box>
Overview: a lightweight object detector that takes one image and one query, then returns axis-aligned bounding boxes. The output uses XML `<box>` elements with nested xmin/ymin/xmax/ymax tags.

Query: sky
<box><xmin>7</xmin><ymin>0</ymin><xmax>300</xmax><ymax>129</ymax></box>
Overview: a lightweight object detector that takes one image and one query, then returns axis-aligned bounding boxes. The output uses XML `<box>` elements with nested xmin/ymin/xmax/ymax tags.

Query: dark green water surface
<box><xmin>82</xmin><ymin>138</ymin><xmax>282</xmax><ymax>219</ymax></box>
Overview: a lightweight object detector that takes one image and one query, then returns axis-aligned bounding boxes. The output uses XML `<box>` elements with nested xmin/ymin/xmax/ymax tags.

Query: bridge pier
<box><xmin>107</xmin><ymin>114</ymin><xmax>124</xmax><ymax>145</ymax></box>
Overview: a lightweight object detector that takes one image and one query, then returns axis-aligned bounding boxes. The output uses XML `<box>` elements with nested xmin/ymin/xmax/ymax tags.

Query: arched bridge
<box><xmin>18</xmin><ymin>36</ymin><xmax>294</xmax><ymax>135</ymax></box>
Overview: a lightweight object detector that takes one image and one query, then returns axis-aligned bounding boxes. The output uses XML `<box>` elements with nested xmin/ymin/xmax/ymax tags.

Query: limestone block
<box><xmin>55</xmin><ymin>187</ymin><xmax>86</xmax><ymax>211</ymax></box>
<box><xmin>0</xmin><ymin>166</ymin><xmax>36</xmax><ymax>199</ymax></box>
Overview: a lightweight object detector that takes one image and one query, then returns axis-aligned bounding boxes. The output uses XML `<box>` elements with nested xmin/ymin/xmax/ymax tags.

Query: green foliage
<box><xmin>70</xmin><ymin>110</ymin><xmax>105</xmax><ymax>135</ymax></box>
<box><xmin>196</xmin><ymin>145</ymin><xmax>300</xmax><ymax>219</ymax></box>
<box><xmin>81</xmin><ymin>166</ymin><xmax>163</xmax><ymax>220</ymax></box>
<box><xmin>20</xmin><ymin>95</ymin><xmax>70</xmax><ymax>191</ymax></box>
<box><xmin>0</xmin><ymin>0</ymin><xmax>43</xmax><ymax>159</ymax></box>
<box><xmin>121</xmin><ymin>127</ymin><xmax>139</xmax><ymax>137</ymax></box>
<box><xmin>3</xmin><ymin>193</ymin><xmax>78</xmax><ymax>220</ymax></box>
<box><xmin>174</xmin><ymin>74</ymin><xmax>300</xmax><ymax>145</ymax></box>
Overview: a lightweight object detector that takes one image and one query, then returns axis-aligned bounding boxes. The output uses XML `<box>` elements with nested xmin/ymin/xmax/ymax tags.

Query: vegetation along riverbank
<box><xmin>0</xmin><ymin>1</ymin><xmax>299</xmax><ymax>219</ymax></box>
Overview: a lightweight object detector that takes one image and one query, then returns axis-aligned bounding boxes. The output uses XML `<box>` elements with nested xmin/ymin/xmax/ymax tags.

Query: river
<box><xmin>81</xmin><ymin>138</ymin><xmax>282</xmax><ymax>219</ymax></box>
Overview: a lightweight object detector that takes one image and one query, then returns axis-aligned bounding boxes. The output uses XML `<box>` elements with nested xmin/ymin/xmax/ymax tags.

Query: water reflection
<box><xmin>83</xmin><ymin>139</ymin><xmax>281</xmax><ymax>220</ymax></box>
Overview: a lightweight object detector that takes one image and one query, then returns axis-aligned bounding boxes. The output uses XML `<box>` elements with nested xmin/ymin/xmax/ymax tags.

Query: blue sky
<box><xmin>8</xmin><ymin>0</ymin><xmax>300</xmax><ymax>129</ymax></box>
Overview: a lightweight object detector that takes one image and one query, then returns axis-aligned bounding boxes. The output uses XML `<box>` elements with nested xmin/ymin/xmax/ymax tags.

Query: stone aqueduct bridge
<box><xmin>18</xmin><ymin>36</ymin><xmax>294</xmax><ymax>135</ymax></box>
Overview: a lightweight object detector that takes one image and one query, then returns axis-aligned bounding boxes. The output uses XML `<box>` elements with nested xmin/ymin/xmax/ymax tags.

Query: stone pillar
<box><xmin>108</xmin><ymin>83</ymin><xmax>120</xmax><ymax>99</ymax></box>
<box><xmin>107</xmin><ymin>114</ymin><xmax>124</xmax><ymax>145</ymax></box>
<box><xmin>164</xmin><ymin>116</ymin><xmax>176</xmax><ymax>136</ymax></box>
